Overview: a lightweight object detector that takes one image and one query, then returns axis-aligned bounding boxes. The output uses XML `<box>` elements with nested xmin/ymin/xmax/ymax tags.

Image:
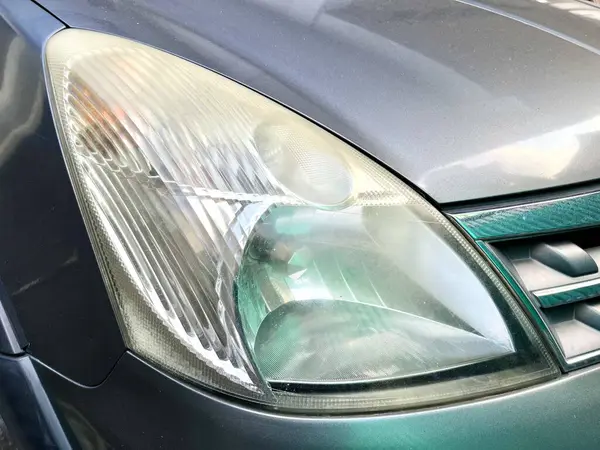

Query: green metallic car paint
<box><xmin>452</xmin><ymin>189</ymin><xmax>600</xmax><ymax>240</ymax></box>
<box><xmin>534</xmin><ymin>280</ymin><xmax>600</xmax><ymax>308</ymax></box>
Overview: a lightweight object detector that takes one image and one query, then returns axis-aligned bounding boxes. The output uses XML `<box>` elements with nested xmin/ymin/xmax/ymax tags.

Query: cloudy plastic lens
<box><xmin>46</xmin><ymin>29</ymin><xmax>558</xmax><ymax>412</ymax></box>
<box><xmin>237</xmin><ymin>206</ymin><xmax>516</xmax><ymax>385</ymax></box>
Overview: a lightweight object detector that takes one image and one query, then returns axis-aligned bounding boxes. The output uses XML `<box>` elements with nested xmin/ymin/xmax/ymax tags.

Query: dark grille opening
<box><xmin>491</xmin><ymin>230</ymin><xmax>600</xmax><ymax>363</ymax></box>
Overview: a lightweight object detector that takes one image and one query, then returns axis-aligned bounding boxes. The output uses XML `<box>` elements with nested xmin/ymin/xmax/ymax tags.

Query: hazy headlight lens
<box><xmin>46</xmin><ymin>29</ymin><xmax>557</xmax><ymax>412</ymax></box>
<box><xmin>238</xmin><ymin>205</ymin><xmax>516</xmax><ymax>385</ymax></box>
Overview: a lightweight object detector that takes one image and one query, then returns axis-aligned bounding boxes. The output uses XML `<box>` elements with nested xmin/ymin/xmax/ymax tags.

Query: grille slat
<box><xmin>451</xmin><ymin>192</ymin><xmax>600</xmax><ymax>370</ymax></box>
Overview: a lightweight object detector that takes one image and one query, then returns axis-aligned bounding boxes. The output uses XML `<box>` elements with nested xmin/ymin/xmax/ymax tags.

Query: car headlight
<box><xmin>45</xmin><ymin>29</ymin><xmax>558</xmax><ymax>413</ymax></box>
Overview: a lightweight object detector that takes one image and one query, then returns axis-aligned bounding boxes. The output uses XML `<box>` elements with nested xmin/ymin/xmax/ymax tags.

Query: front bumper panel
<box><xmin>35</xmin><ymin>351</ymin><xmax>600</xmax><ymax>449</ymax></box>
<box><xmin>0</xmin><ymin>354</ymin><xmax>69</xmax><ymax>450</ymax></box>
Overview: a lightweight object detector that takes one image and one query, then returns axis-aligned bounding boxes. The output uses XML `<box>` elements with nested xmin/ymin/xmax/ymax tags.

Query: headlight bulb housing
<box><xmin>45</xmin><ymin>29</ymin><xmax>558</xmax><ymax>413</ymax></box>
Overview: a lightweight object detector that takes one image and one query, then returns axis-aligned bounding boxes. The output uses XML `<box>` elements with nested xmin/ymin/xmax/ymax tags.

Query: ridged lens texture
<box><xmin>46</xmin><ymin>29</ymin><xmax>558</xmax><ymax>412</ymax></box>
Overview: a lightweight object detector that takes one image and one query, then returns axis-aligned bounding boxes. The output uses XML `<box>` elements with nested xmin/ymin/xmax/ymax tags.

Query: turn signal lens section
<box><xmin>46</xmin><ymin>29</ymin><xmax>558</xmax><ymax>412</ymax></box>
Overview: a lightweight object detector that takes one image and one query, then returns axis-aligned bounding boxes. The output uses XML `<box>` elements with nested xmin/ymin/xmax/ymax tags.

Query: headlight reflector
<box><xmin>46</xmin><ymin>29</ymin><xmax>558</xmax><ymax>412</ymax></box>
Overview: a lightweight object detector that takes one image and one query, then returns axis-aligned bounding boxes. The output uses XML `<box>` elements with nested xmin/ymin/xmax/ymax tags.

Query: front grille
<box><xmin>451</xmin><ymin>189</ymin><xmax>600</xmax><ymax>370</ymax></box>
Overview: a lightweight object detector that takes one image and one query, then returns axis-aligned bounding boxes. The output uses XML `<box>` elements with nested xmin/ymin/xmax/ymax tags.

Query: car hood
<box><xmin>36</xmin><ymin>0</ymin><xmax>600</xmax><ymax>203</ymax></box>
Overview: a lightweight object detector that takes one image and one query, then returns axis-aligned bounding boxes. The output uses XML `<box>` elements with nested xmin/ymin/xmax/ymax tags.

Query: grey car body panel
<box><xmin>1</xmin><ymin>0</ymin><xmax>598</xmax><ymax>447</ymax></box>
<box><xmin>0</xmin><ymin>354</ymin><xmax>70</xmax><ymax>450</ymax></box>
<box><xmin>0</xmin><ymin>0</ymin><xmax>126</xmax><ymax>385</ymax></box>
<box><xmin>34</xmin><ymin>351</ymin><xmax>600</xmax><ymax>449</ymax></box>
<box><xmin>34</xmin><ymin>0</ymin><xmax>600</xmax><ymax>203</ymax></box>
